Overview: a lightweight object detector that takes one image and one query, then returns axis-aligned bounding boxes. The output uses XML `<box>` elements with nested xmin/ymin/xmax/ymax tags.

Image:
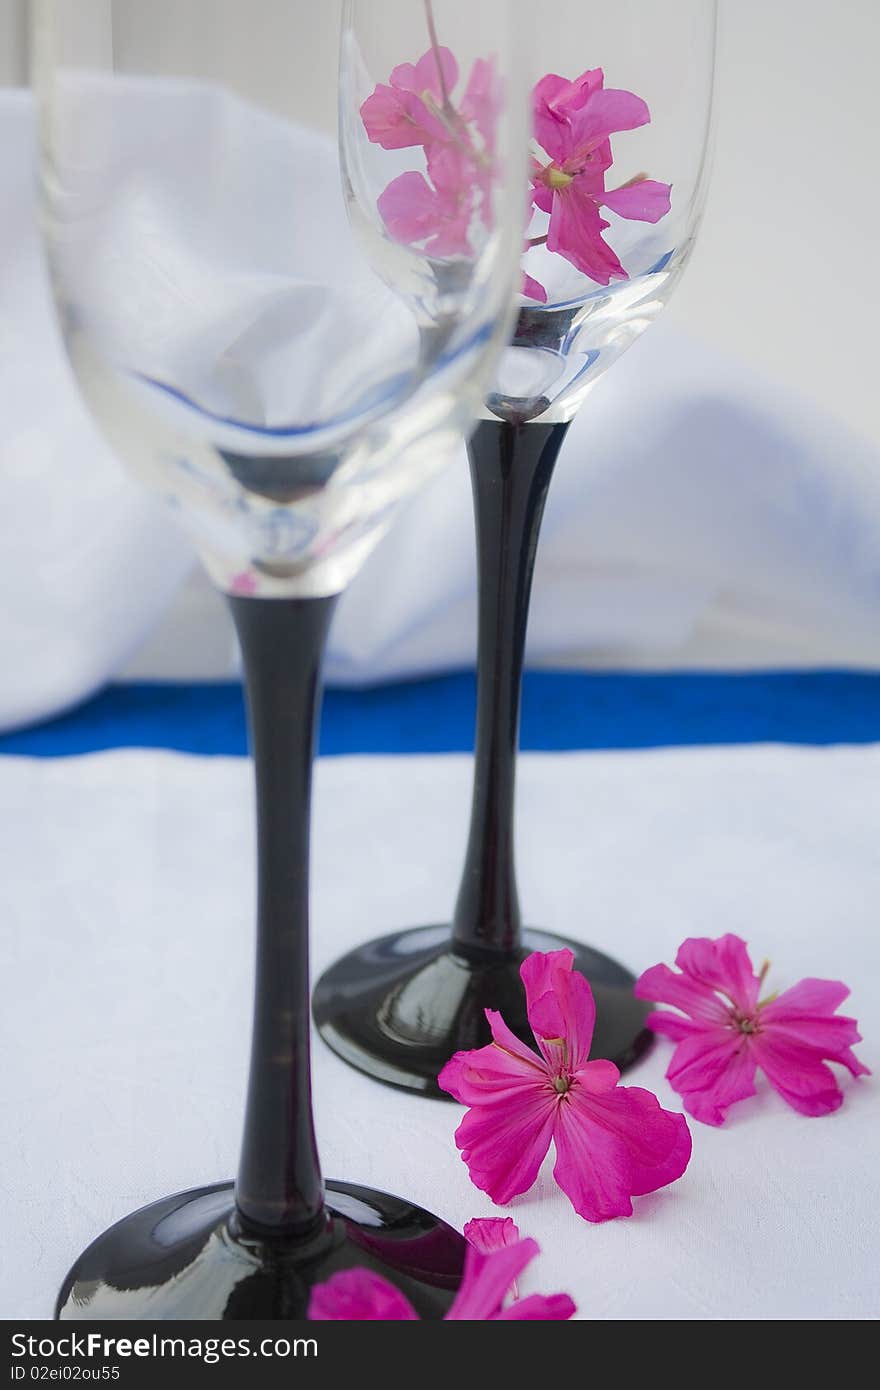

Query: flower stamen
<box><xmin>545</xmin><ymin>166</ymin><xmax>575</xmax><ymax>191</ymax></box>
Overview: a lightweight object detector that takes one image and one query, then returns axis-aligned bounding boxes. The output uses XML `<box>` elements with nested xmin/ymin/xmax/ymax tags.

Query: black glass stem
<box><xmin>55</xmin><ymin>595</ymin><xmax>464</xmax><ymax>1320</ymax></box>
<box><xmin>231</xmin><ymin>594</ymin><xmax>332</xmax><ymax>1237</ymax></box>
<box><xmin>452</xmin><ymin>419</ymin><xmax>568</xmax><ymax>956</ymax></box>
<box><xmin>314</xmin><ymin>420</ymin><xmax>652</xmax><ymax>1098</ymax></box>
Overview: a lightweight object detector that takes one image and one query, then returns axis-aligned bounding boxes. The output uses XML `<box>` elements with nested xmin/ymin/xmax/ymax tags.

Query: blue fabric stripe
<box><xmin>1</xmin><ymin>671</ymin><xmax>879</xmax><ymax>757</ymax></box>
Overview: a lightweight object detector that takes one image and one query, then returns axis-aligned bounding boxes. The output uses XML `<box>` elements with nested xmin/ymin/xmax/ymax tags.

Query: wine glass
<box><xmin>33</xmin><ymin>0</ymin><xmax>527</xmax><ymax>1318</ymax></box>
<box><xmin>314</xmin><ymin>0</ymin><xmax>718</xmax><ymax>1096</ymax></box>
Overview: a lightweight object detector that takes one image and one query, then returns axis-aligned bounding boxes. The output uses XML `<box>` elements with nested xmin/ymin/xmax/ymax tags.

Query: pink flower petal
<box><xmin>533</xmin><ymin>68</ymin><xmax>606</xmax><ymax>163</ymax></box>
<box><xmin>635</xmin><ymin>962</ymin><xmax>730</xmax><ymax>1026</ymax></box>
<box><xmin>307</xmin><ymin>1269</ymin><xmax>418</xmax><ymax>1321</ymax></box>
<box><xmin>554</xmin><ymin>68</ymin><xmax>606</xmax><ymax>114</ymax></box>
<box><xmin>644</xmin><ymin>1008</ymin><xmax>706</xmax><ymax>1042</ymax></box>
<box><xmin>602</xmin><ymin>178</ymin><xmax>672</xmax><ymax>224</ymax></box>
<box><xmin>439</xmin><ymin>1026</ymin><xmax>546</xmax><ymax>1112</ymax></box>
<box><xmin>674</xmin><ymin>934</ymin><xmax>761</xmax><ymax>1012</ymax></box>
<box><xmin>665</xmin><ymin>1028</ymin><xmax>759</xmax><ymax>1127</ymax></box>
<box><xmin>531</xmin><ymin>183</ymin><xmax>554</xmax><ymax>217</ymax></box>
<box><xmin>576</xmin><ymin>1058</ymin><xmax>621</xmax><ymax>1094</ymax></box>
<box><xmin>425</xmin><ymin>221</ymin><xmax>473</xmax><ymax>257</ymax></box>
<box><xmin>448</xmin><ymin>1239</ymin><xmax>539</xmax><ymax>1321</ymax></box>
<box><xmin>751</xmin><ymin>1030</ymin><xmax>848</xmax><ymax>1117</ymax></box>
<box><xmin>551</xmin><ymin>1092</ymin><xmax>636</xmax><ymax>1221</ymax></box>
<box><xmin>463</xmin><ymin>1216</ymin><xmax>520</xmax><ymax>1255</ymax></box>
<box><xmin>378</xmin><ymin>170</ymin><xmax>439</xmax><ymax>244</ymax></box>
<box><xmin>377</xmin><ymin>164</ymin><xmax>473</xmax><ymax>257</ymax></box>
<box><xmin>438</xmin><ymin>1051</ymin><xmax>541</xmax><ymax>1110</ymax></box>
<box><xmin>521</xmin><ymin>950</ymin><xmax>596</xmax><ymax>1070</ymax></box>
<box><xmin>412</xmin><ymin>46</ymin><xmax>460</xmax><ymax>101</ymax></box>
<box><xmin>463</xmin><ymin>1216</ymin><xmax>522</xmax><ymax>1298</ymax></box>
<box><xmin>521</xmin><ymin>271</ymin><xmax>548</xmax><ymax>303</ymax></box>
<box><xmin>451</xmin><ymin>1079</ymin><xmax>557</xmax><ymax>1205</ymax></box>
<box><xmin>567</xmin><ymin>87</ymin><xmax>651</xmax><ymax>156</ymax></box>
<box><xmin>546</xmin><ymin>184</ymin><xmax>627</xmax><ymax>284</ymax></box>
<box><xmin>760</xmin><ymin>998</ymin><xmax>868</xmax><ymax>1071</ymax></box>
<box><xmin>485</xmin><ymin>1007</ymin><xmax>550</xmax><ymax>1072</ymax></box>
<box><xmin>761</xmin><ymin>977</ymin><xmax>855</xmax><ymax>1021</ymax></box>
<box><xmin>360</xmin><ymin>86</ymin><xmax>447</xmax><ymax>151</ymax></box>
<box><xmin>552</xmin><ymin>1082</ymin><xmax>691</xmax><ymax>1221</ymax></box>
<box><xmin>532</xmin><ymin>73</ymin><xmax>578</xmax><ymax>163</ymax></box>
<box><xmin>462</xmin><ymin>56</ymin><xmax>501</xmax><ymax>152</ymax></box>
<box><xmin>495</xmin><ymin>1293</ymin><xmax>577</xmax><ymax>1321</ymax></box>
<box><xmin>600</xmin><ymin>1086</ymin><xmax>693</xmax><ymax>1196</ymax></box>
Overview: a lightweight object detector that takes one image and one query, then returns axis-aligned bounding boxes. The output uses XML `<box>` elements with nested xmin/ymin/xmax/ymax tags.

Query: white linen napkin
<box><xmin>1</xmin><ymin>745</ymin><xmax>877</xmax><ymax>1319</ymax></box>
<box><xmin>4</xmin><ymin>85</ymin><xmax>880</xmax><ymax>731</ymax></box>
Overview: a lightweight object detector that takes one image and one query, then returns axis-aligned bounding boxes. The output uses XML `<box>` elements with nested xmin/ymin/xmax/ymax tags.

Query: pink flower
<box><xmin>438</xmin><ymin>950</ymin><xmax>692</xmax><ymax>1223</ymax></box>
<box><xmin>521</xmin><ymin>271</ymin><xmax>548</xmax><ymax>303</ymax></box>
<box><xmin>464</xmin><ymin>1216</ymin><xmax>521</xmax><ymax>1296</ymax></box>
<box><xmin>230</xmin><ymin>571</ymin><xmax>259</xmax><ymax>597</ymax></box>
<box><xmin>635</xmin><ymin>935</ymin><xmax>870</xmax><ymax>1126</ymax></box>
<box><xmin>360</xmin><ymin>46</ymin><xmax>458</xmax><ymax>151</ymax></box>
<box><xmin>363</xmin><ymin>47</ymin><xmax>499</xmax><ymax>258</ymax></box>
<box><xmin>461</xmin><ymin>57</ymin><xmax>502</xmax><ymax>155</ymax></box>
<box><xmin>463</xmin><ymin>1215</ymin><xmax>520</xmax><ymax>1258</ymax></box>
<box><xmin>378</xmin><ymin>147</ymin><xmax>474</xmax><ymax>256</ymax></box>
<box><xmin>308</xmin><ymin>1233</ymin><xmax>575</xmax><ymax>1322</ymax></box>
<box><xmin>528</xmin><ymin>68</ymin><xmax>672</xmax><ymax>289</ymax></box>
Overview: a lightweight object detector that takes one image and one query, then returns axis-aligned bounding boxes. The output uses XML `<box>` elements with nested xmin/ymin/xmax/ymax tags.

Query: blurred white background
<box><xmin>2</xmin><ymin>0</ymin><xmax>879</xmax><ymax>701</ymax></box>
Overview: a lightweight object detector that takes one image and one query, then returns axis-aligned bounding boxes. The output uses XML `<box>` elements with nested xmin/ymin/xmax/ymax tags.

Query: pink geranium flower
<box><xmin>438</xmin><ymin>950</ymin><xmax>692</xmax><ymax>1223</ymax></box>
<box><xmin>308</xmin><ymin>1232</ymin><xmax>575</xmax><ymax>1322</ymax></box>
<box><xmin>463</xmin><ymin>1215</ymin><xmax>521</xmax><ymax>1295</ymax></box>
<box><xmin>463</xmin><ymin>1215</ymin><xmax>520</xmax><ymax>1258</ymax></box>
<box><xmin>529</xmin><ymin>69</ymin><xmax>672</xmax><ymax>287</ymax></box>
<box><xmin>635</xmin><ymin>935</ymin><xmax>870</xmax><ymax>1126</ymax></box>
<box><xmin>361</xmin><ymin>24</ymin><xmax>671</xmax><ymax>291</ymax></box>
<box><xmin>229</xmin><ymin>571</ymin><xmax>259</xmax><ymax>597</ymax></box>
<box><xmin>360</xmin><ymin>46</ymin><xmax>458</xmax><ymax>150</ymax></box>
<box><xmin>363</xmin><ymin>46</ymin><xmax>497</xmax><ymax>258</ymax></box>
<box><xmin>461</xmin><ymin>57</ymin><xmax>502</xmax><ymax>155</ymax></box>
<box><xmin>378</xmin><ymin>147</ymin><xmax>475</xmax><ymax>256</ymax></box>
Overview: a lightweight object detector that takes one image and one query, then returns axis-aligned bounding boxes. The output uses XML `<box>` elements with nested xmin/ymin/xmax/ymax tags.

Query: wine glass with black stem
<box><xmin>315</xmin><ymin>0</ymin><xmax>718</xmax><ymax>1097</ymax></box>
<box><xmin>33</xmin><ymin>0</ymin><xmax>528</xmax><ymax>1317</ymax></box>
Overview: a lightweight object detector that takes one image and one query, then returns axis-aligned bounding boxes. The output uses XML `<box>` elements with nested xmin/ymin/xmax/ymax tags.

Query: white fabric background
<box><xmin>2</xmin><ymin>746</ymin><xmax>877</xmax><ymax>1320</ymax></box>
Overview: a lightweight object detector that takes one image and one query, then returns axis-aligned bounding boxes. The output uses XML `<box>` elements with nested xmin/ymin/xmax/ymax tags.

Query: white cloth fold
<box><xmin>4</xmin><ymin>85</ymin><xmax>880</xmax><ymax>729</ymax></box>
<box><xmin>2</xmin><ymin>745</ymin><xmax>877</xmax><ymax>1319</ymax></box>
<box><xmin>0</xmin><ymin>92</ymin><xmax>194</xmax><ymax>729</ymax></box>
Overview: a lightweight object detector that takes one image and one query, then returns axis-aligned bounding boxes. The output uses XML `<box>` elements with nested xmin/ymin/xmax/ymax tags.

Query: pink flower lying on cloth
<box><xmin>463</xmin><ymin>1215</ymin><xmax>520</xmax><ymax>1257</ymax></box>
<box><xmin>635</xmin><ymin>935</ymin><xmax>870</xmax><ymax>1126</ymax></box>
<box><xmin>438</xmin><ymin>950</ymin><xmax>692</xmax><ymax>1223</ymax></box>
<box><xmin>308</xmin><ymin>1232</ymin><xmax>575</xmax><ymax>1321</ymax></box>
<box><xmin>464</xmin><ymin>1216</ymin><xmax>521</xmax><ymax>1295</ymax></box>
<box><xmin>529</xmin><ymin>68</ymin><xmax>671</xmax><ymax>289</ymax></box>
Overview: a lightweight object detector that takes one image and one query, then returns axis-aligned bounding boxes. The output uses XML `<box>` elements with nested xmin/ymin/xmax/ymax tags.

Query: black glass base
<box><xmin>56</xmin><ymin>1180</ymin><xmax>464</xmax><ymax>1320</ymax></box>
<box><xmin>313</xmin><ymin>926</ymin><xmax>653</xmax><ymax>1098</ymax></box>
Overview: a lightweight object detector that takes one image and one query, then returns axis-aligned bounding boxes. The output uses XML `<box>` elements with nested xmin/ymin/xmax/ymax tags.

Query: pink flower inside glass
<box><xmin>528</xmin><ymin>69</ymin><xmax>671</xmax><ymax>290</ymax></box>
<box><xmin>359</xmin><ymin>14</ymin><xmax>672</xmax><ymax>301</ymax></box>
<box><xmin>635</xmin><ymin>935</ymin><xmax>870</xmax><ymax>1126</ymax></box>
<box><xmin>439</xmin><ymin>950</ymin><xmax>692</xmax><ymax>1223</ymax></box>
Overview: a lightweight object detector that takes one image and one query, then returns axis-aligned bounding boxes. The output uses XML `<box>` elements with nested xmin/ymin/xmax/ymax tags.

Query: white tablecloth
<box><xmin>2</xmin><ymin>747</ymin><xmax>878</xmax><ymax>1320</ymax></box>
